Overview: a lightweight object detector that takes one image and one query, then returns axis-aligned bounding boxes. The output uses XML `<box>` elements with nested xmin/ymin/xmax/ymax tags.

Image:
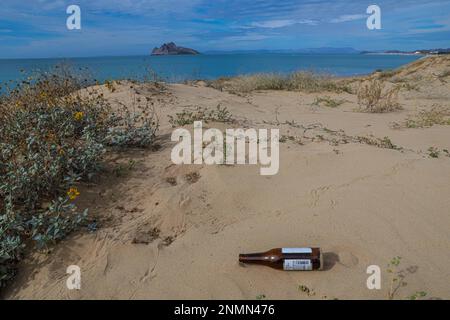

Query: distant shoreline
<box><xmin>3</xmin><ymin>51</ymin><xmax>449</xmax><ymax>61</ymax></box>
<box><xmin>361</xmin><ymin>52</ymin><xmax>426</xmax><ymax>56</ymax></box>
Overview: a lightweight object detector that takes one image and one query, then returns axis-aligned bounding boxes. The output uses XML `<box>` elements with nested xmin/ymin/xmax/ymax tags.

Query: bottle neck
<box><xmin>239</xmin><ymin>253</ymin><xmax>276</xmax><ymax>263</ymax></box>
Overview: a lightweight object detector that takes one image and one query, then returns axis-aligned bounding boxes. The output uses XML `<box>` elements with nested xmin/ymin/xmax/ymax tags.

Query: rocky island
<box><xmin>151</xmin><ymin>42</ymin><xmax>199</xmax><ymax>55</ymax></box>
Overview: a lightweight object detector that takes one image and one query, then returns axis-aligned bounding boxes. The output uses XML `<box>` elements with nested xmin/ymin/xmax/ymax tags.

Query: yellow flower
<box><xmin>74</xmin><ymin>111</ymin><xmax>84</xmax><ymax>121</ymax></box>
<box><xmin>67</xmin><ymin>187</ymin><xmax>80</xmax><ymax>200</ymax></box>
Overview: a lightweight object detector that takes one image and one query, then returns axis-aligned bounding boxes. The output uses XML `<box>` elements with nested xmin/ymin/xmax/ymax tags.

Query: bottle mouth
<box><xmin>239</xmin><ymin>254</ymin><xmax>253</xmax><ymax>262</ymax></box>
<box><xmin>319</xmin><ymin>251</ymin><xmax>324</xmax><ymax>271</ymax></box>
<box><xmin>239</xmin><ymin>253</ymin><xmax>266</xmax><ymax>262</ymax></box>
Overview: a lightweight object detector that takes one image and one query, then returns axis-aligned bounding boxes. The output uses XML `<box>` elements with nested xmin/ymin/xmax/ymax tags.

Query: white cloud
<box><xmin>207</xmin><ymin>32</ymin><xmax>273</xmax><ymax>44</ymax></box>
<box><xmin>250</xmin><ymin>19</ymin><xmax>318</xmax><ymax>28</ymax></box>
<box><xmin>222</xmin><ymin>34</ymin><xmax>271</xmax><ymax>41</ymax></box>
<box><xmin>330</xmin><ymin>14</ymin><xmax>367</xmax><ymax>23</ymax></box>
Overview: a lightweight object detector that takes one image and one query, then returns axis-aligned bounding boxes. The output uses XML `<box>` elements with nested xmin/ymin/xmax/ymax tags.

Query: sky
<box><xmin>0</xmin><ymin>0</ymin><xmax>449</xmax><ymax>58</ymax></box>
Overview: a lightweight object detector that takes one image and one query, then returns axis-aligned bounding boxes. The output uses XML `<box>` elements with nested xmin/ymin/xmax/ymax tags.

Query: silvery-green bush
<box><xmin>0</xmin><ymin>67</ymin><xmax>158</xmax><ymax>287</ymax></box>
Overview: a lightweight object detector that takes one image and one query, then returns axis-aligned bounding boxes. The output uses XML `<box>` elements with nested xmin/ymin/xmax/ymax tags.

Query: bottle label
<box><xmin>282</xmin><ymin>248</ymin><xmax>312</xmax><ymax>254</ymax></box>
<box><xmin>283</xmin><ymin>259</ymin><xmax>313</xmax><ymax>271</ymax></box>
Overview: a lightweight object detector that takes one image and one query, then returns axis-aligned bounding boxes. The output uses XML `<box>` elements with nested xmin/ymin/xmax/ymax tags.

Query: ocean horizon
<box><xmin>0</xmin><ymin>53</ymin><xmax>421</xmax><ymax>86</ymax></box>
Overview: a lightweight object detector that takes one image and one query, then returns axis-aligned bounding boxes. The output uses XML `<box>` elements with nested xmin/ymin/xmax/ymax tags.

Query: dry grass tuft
<box><xmin>439</xmin><ymin>69</ymin><xmax>450</xmax><ymax>79</ymax></box>
<box><xmin>207</xmin><ymin>71</ymin><xmax>352</xmax><ymax>94</ymax></box>
<box><xmin>377</xmin><ymin>69</ymin><xmax>398</xmax><ymax>80</ymax></box>
<box><xmin>357</xmin><ymin>80</ymin><xmax>402</xmax><ymax>113</ymax></box>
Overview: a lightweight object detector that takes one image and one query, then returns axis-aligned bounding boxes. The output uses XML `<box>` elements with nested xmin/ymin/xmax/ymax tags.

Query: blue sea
<box><xmin>0</xmin><ymin>53</ymin><xmax>421</xmax><ymax>85</ymax></box>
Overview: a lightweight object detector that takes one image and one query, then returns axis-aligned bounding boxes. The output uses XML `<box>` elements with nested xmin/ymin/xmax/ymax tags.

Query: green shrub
<box><xmin>0</xmin><ymin>66</ymin><xmax>158</xmax><ymax>287</ymax></box>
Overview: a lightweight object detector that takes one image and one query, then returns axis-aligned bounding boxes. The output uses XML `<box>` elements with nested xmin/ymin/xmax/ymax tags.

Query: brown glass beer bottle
<box><xmin>239</xmin><ymin>247</ymin><xmax>323</xmax><ymax>271</ymax></box>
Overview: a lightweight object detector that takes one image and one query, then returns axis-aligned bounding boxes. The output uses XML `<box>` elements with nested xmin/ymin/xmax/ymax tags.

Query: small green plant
<box><xmin>185</xmin><ymin>172</ymin><xmax>201</xmax><ymax>184</ymax></box>
<box><xmin>213</xmin><ymin>104</ymin><xmax>233</xmax><ymax>122</ymax></box>
<box><xmin>407</xmin><ymin>291</ymin><xmax>427</xmax><ymax>300</ymax></box>
<box><xmin>379</xmin><ymin>137</ymin><xmax>398</xmax><ymax>149</ymax></box>
<box><xmin>427</xmin><ymin>147</ymin><xmax>440</xmax><ymax>158</ymax></box>
<box><xmin>168</xmin><ymin>105</ymin><xmax>233</xmax><ymax>127</ymax></box>
<box><xmin>312</xmin><ymin>96</ymin><xmax>345</xmax><ymax>108</ymax></box>
<box><xmin>106</xmin><ymin>99</ymin><xmax>159</xmax><ymax>148</ymax></box>
<box><xmin>386</xmin><ymin>256</ymin><xmax>430</xmax><ymax>300</ymax></box>
<box><xmin>298</xmin><ymin>284</ymin><xmax>315</xmax><ymax>297</ymax></box>
<box><xmin>279</xmin><ymin>135</ymin><xmax>303</xmax><ymax>145</ymax></box>
<box><xmin>357</xmin><ymin>136</ymin><xmax>399</xmax><ymax>150</ymax></box>
<box><xmin>165</xmin><ymin>177</ymin><xmax>177</xmax><ymax>186</ymax></box>
<box><xmin>387</xmin><ymin>256</ymin><xmax>406</xmax><ymax>300</ymax></box>
<box><xmin>443</xmin><ymin>149</ymin><xmax>450</xmax><ymax>157</ymax></box>
<box><xmin>113</xmin><ymin>160</ymin><xmax>137</xmax><ymax>177</ymax></box>
<box><xmin>168</xmin><ymin>107</ymin><xmax>204</xmax><ymax>127</ymax></box>
<box><xmin>401</xmin><ymin>82</ymin><xmax>419</xmax><ymax>91</ymax></box>
<box><xmin>404</xmin><ymin>105</ymin><xmax>450</xmax><ymax>128</ymax></box>
<box><xmin>256</xmin><ymin>294</ymin><xmax>266</xmax><ymax>300</ymax></box>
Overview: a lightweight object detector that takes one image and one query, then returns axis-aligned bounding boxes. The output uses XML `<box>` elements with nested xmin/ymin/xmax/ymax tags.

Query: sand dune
<box><xmin>4</xmin><ymin>55</ymin><xmax>450</xmax><ymax>300</ymax></box>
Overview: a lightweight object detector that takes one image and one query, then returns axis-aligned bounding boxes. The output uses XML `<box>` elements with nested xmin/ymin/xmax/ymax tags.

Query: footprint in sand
<box><xmin>337</xmin><ymin>251</ymin><xmax>359</xmax><ymax>268</ymax></box>
<box><xmin>309</xmin><ymin>185</ymin><xmax>332</xmax><ymax>208</ymax></box>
